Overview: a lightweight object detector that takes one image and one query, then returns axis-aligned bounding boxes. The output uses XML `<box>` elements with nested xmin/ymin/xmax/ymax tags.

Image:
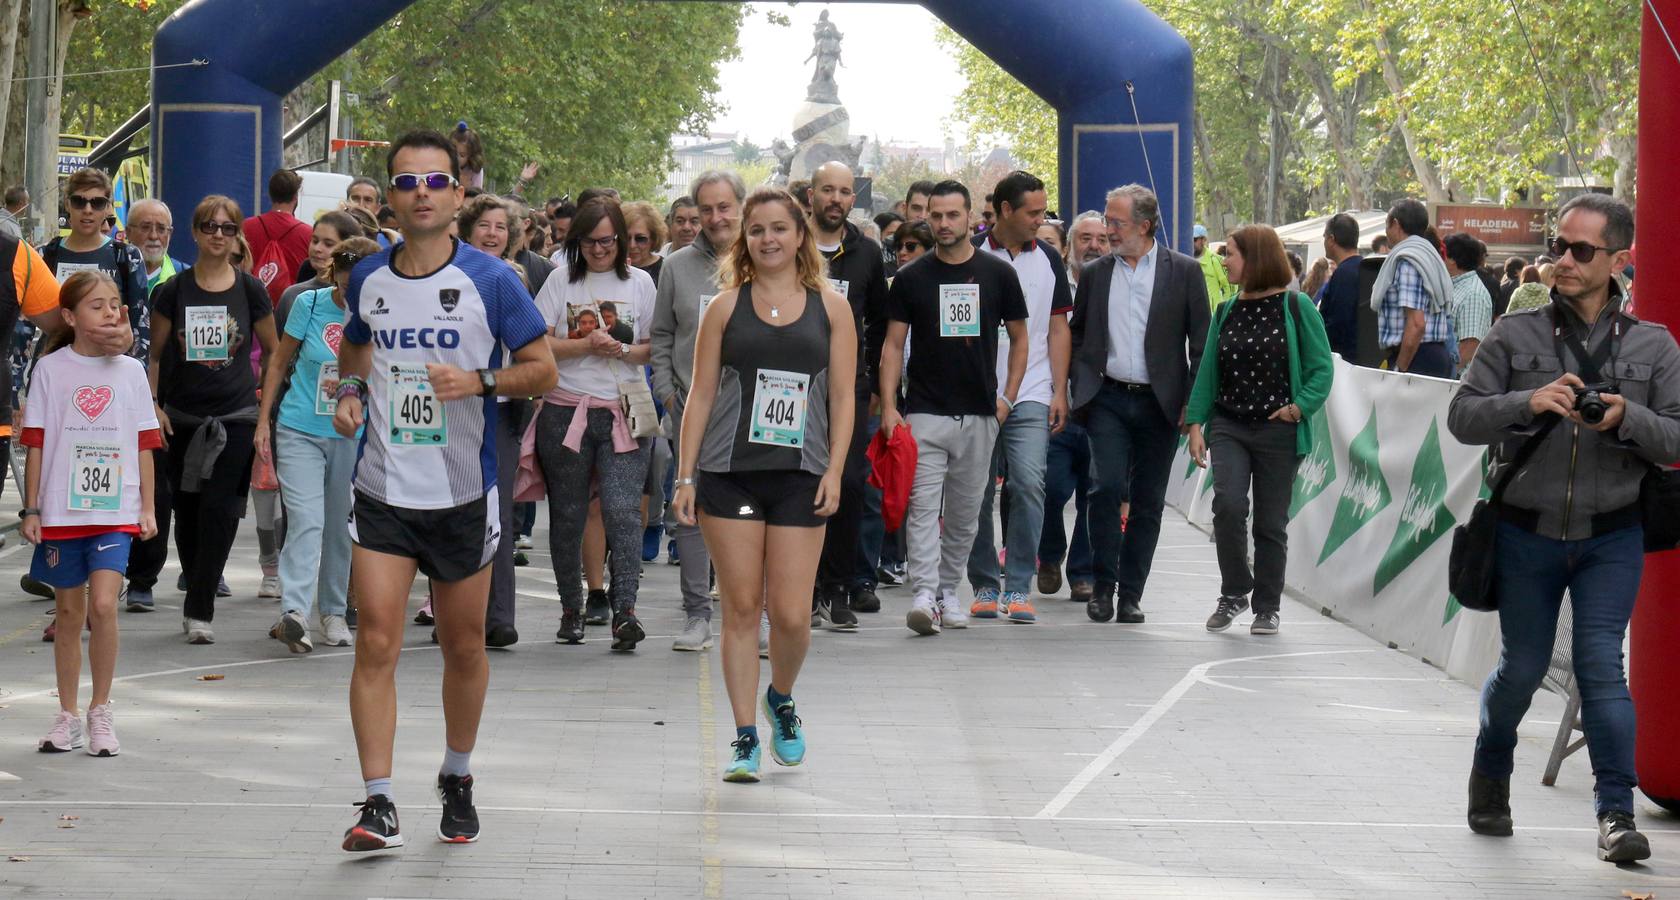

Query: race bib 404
<box><xmin>389</xmin><ymin>363</ymin><xmax>446</xmax><ymax>446</ymax></box>
<box><xmin>938</xmin><ymin>284</ymin><xmax>981</xmax><ymax>338</ymax></box>
<box><xmin>749</xmin><ymin>369</ymin><xmax>810</xmax><ymax>448</ymax></box>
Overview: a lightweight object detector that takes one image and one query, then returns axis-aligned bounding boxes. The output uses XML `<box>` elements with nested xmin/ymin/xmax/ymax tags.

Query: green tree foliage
<box><xmin>929</xmin><ymin>0</ymin><xmax>1639</xmax><ymax>229</ymax></box>
<box><xmin>933</xmin><ymin>25</ymin><xmax>1058</xmax><ymax>212</ymax></box>
<box><xmin>48</xmin><ymin>0</ymin><xmax>747</xmax><ymax>201</ymax></box>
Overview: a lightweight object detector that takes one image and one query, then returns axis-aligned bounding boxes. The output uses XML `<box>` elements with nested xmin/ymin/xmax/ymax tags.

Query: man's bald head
<box><xmin>808</xmin><ymin>161</ymin><xmax>856</xmax><ymax>235</ymax></box>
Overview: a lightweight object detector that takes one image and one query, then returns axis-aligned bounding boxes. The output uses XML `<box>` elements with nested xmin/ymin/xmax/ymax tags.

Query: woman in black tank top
<box><xmin>671</xmin><ymin>188</ymin><xmax>857</xmax><ymax>784</ymax></box>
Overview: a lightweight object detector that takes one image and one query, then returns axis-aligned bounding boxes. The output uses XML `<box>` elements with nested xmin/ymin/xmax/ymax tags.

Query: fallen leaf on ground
<box><xmin>1622</xmin><ymin>892</ymin><xmax>1654</xmax><ymax>900</ymax></box>
<box><xmin>56</xmin><ymin>822</ymin><xmax>74</xmax><ymax>829</ymax></box>
<box><xmin>58</xmin><ymin>815</ymin><xmax>78</xmax><ymax>821</ymax></box>
<box><xmin>195</xmin><ymin>674</ymin><xmax>225</xmax><ymax>681</ymax></box>
<box><xmin>8</xmin><ymin>855</ymin><xmax>29</xmax><ymax>862</ymax></box>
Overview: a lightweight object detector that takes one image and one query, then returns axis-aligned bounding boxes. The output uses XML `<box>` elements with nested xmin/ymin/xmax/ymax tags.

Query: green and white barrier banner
<box><xmin>1167</xmin><ymin>357</ymin><xmax>1503</xmax><ymax>684</ymax></box>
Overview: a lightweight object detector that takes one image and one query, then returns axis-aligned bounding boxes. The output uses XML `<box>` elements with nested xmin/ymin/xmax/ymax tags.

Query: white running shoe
<box><xmin>39</xmin><ymin>709</ymin><xmax>84</xmax><ymax>753</ymax></box>
<box><xmin>907</xmin><ymin>592</ymin><xmax>942</xmax><ymax>635</ymax></box>
<box><xmin>184</xmin><ymin>618</ymin><xmax>215</xmax><ymax>645</ymax></box>
<box><xmin>85</xmin><ymin>703</ymin><xmax>119</xmax><ymax>757</ymax></box>
<box><xmin>673</xmin><ymin>616</ymin><xmax>713</xmax><ymax>652</ymax></box>
<box><xmin>758</xmin><ymin>609</ymin><xmax>770</xmax><ymax>659</ymax></box>
<box><xmin>515</xmin><ymin>535</ymin><xmax>533</xmax><ymax>550</ymax></box>
<box><xmin>320</xmin><ymin>614</ymin><xmax>353</xmax><ymax>647</ymax></box>
<box><xmin>938</xmin><ymin>589</ymin><xmax>969</xmax><ymax>629</ymax></box>
<box><xmin>258</xmin><ymin>574</ymin><xmax>282</xmax><ymax>600</ymax></box>
<box><xmin>270</xmin><ymin>610</ymin><xmax>312</xmax><ymax>653</ymax></box>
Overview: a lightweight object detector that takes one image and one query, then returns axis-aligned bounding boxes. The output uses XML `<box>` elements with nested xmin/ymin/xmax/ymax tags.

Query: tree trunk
<box><xmin>0</xmin><ymin>0</ymin><xmax>23</xmax><ymax>157</ymax></box>
<box><xmin>1362</xmin><ymin>2</ymin><xmax>1446</xmax><ymax>203</ymax></box>
<box><xmin>1192</xmin><ymin>105</ymin><xmax>1236</xmax><ymax>231</ymax></box>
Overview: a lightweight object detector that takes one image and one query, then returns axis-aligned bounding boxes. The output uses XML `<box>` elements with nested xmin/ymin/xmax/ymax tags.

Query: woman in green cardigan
<box><xmin>1185</xmin><ymin>224</ymin><xmax>1334</xmax><ymax>635</ymax></box>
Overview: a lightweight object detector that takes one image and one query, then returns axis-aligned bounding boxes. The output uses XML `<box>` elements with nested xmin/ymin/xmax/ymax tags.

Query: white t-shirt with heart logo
<box><xmin>21</xmin><ymin>348</ymin><xmax>160</xmax><ymax>533</ymax></box>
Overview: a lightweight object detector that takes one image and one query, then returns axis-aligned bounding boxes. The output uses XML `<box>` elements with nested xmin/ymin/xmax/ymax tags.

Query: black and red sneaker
<box><xmin>342</xmin><ymin>794</ymin><xmax>403</xmax><ymax>852</ymax></box>
<box><xmin>610</xmin><ymin>608</ymin><xmax>645</xmax><ymax>652</ymax></box>
<box><xmin>436</xmin><ymin>774</ymin><xmax>480</xmax><ymax>843</ymax></box>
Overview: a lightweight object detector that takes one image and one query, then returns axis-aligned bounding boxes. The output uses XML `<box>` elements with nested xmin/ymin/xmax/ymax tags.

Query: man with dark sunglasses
<box><xmin>38</xmin><ymin>168</ymin><xmax>148</xmax><ymax>363</ymax></box>
<box><xmin>334</xmin><ymin>130</ymin><xmax>556</xmax><ymax>854</ymax></box>
<box><xmin>1449</xmin><ymin>193</ymin><xmax>1680</xmax><ymax>863</ymax></box>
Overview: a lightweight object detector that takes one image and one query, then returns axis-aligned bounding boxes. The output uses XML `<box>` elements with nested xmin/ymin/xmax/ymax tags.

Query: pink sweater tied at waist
<box><xmin>512</xmin><ymin>387</ymin><xmax>638</xmax><ymax>503</ymax></box>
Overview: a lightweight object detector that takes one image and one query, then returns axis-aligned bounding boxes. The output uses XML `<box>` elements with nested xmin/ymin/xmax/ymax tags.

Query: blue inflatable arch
<box><xmin>153</xmin><ymin>0</ymin><xmax>1192</xmax><ymax>261</ymax></box>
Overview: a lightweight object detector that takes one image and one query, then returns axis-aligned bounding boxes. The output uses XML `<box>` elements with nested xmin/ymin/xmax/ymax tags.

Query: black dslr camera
<box><xmin>1573</xmin><ymin>382</ymin><xmax>1619</xmax><ymax>425</ymax></box>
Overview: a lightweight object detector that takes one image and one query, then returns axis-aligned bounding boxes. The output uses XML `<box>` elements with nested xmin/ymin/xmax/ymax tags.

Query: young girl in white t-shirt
<box><xmin>21</xmin><ymin>272</ymin><xmax>160</xmax><ymax>757</ymax></box>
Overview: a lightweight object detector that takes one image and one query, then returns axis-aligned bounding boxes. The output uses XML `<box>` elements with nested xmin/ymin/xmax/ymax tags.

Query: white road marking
<box><xmin>1327</xmin><ymin>702</ymin><xmax>1411</xmax><ymax>714</ymax></box>
<box><xmin>1034</xmin><ymin>649</ymin><xmax>1379</xmax><ymax>819</ymax></box>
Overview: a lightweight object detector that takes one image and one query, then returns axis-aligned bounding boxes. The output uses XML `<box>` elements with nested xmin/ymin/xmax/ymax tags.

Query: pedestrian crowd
<box><xmin>0</xmin><ymin>125</ymin><xmax>1669</xmax><ymax>864</ymax></box>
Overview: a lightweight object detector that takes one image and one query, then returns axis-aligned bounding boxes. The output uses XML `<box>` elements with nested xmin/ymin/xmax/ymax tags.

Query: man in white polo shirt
<box><xmin>964</xmin><ymin>171</ymin><xmax>1072</xmax><ymax>624</ymax></box>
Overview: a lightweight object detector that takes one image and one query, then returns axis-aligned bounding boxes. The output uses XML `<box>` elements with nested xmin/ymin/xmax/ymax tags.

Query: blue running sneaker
<box><xmin>123</xmin><ymin>585</ymin><xmax>154</xmax><ymax>613</ymax></box>
<box><xmin>722</xmin><ymin>736</ymin><xmax>761</xmax><ymax>783</ymax></box>
<box><xmin>762</xmin><ymin>691</ymin><xmax>805</xmax><ymax>766</ymax></box>
<box><xmin>970</xmin><ymin>586</ymin><xmax>1001</xmax><ymax>619</ymax></box>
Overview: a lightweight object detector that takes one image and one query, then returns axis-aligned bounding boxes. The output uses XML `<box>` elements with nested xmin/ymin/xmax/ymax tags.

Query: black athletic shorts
<box><xmin>696</xmin><ymin>469</ymin><xmax>825</xmax><ymax>528</ymax></box>
<box><xmin>348</xmin><ymin>489</ymin><xmax>500</xmax><ymax>583</ymax></box>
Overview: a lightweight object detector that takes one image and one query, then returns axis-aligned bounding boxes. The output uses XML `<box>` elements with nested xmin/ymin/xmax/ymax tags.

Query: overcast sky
<box><xmin>709</xmin><ymin>3</ymin><xmax>967</xmax><ymax>148</ymax></box>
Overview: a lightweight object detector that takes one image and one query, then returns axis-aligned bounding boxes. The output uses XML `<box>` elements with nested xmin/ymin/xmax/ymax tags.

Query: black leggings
<box><xmin>160</xmin><ymin>421</ymin><xmax>256</xmax><ymax>621</ymax></box>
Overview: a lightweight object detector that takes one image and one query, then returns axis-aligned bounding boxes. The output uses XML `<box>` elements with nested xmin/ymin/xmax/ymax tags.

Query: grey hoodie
<box><xmin>651</xmin><ymin>230</ymin><xmax>723</xmax><ymax>410</ymax></box>
<box><xmin>1448</xmin><ymin>289</ymin><xmax>1680</xmax><ymax>541</ymax></box>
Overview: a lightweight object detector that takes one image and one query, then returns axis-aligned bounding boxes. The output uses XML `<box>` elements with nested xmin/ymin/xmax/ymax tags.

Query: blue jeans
<box><xmin>1039</xmin><ymin>421</ymin><xmax>1093</xmax><ymax>583</ymax></box>
<box><xmin>967</xmin><ymin>401</ymin><xmax>1049</xmax><ymax>594</ymax></box>
<box><xmin>275</xmin><ymin>425</ymin><xmax>356</xmax><ymax>618</ymax></box>
<box><xmin>1085</xmin><ymin>382</ymin><xmax>1178</xmax><ymax>602</ymax></box>
<box><xmin>1475</xmin><ymin>522</ymin><xmax>1643</xmax><ymax>815</ymax></box>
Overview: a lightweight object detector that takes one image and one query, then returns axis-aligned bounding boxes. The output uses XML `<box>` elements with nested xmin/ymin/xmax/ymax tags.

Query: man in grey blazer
<box><xmin>1068</xmin><ymin>185</ymin><xmax>1210</xmax><ymax>623</ymax></box>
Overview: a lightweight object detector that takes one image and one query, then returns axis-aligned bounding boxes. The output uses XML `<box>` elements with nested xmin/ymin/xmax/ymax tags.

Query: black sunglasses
<box><xmin>899</xmin><ymin>241</ymin><xmax>924</xmax><ymax>253</ymax></box>
<box><xmin>198</xmin><ymin>221</ymin><xmax>240</xmax><ymax>237</ymax></box>
<box><xmin>1547</xmin><ymin>236</ymin><xmax>1623</xmax><ymax>264</ymax></box>
<box><xmin>69</xmin><ymin>195</ymin><xmax>111</xmax><ymax>212</ymax></box>
<box><xmin>104</xmin><ymin>216</ymin><xmax>118</xmax><ymax>228</ymax></box>
<box><xmin>391</xmin><ymin>171</ymin><xmax>458</xmax><ymax>192</ymax></box>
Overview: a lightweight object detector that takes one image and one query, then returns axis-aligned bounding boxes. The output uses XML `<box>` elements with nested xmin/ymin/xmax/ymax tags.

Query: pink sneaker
<box><xmin>85</xmin><ymin>703</ymin><xmax>119</xmax><ymax>757</ymax></box>
<box><xmin>39</xmin><ymin>709</ymin><xmax>85</xmax><ymax>753</ymax></box>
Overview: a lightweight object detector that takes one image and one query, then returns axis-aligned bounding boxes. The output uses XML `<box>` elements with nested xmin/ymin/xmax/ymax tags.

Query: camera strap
<box><xmin>1549</xmin><ymin>301</ymin><xmax>1621</xmax><ymax>384</ymax></box>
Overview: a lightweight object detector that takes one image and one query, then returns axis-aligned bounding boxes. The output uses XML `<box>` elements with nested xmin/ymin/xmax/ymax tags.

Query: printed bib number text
<box><xmin>184</xmin><ymin>306</ymin><xmax>230</xmax><ymax>361</ymax></box>
<box><xmin>750</xmin><ymin>369</ymin><xmax>810</xmax><ymax>448</ymax></box>
<box><xmin>389</xmin><ymin>364</ymin><xmax>446</xmax><ymax>446</ymax></box>
<box><xmin>939</xmin><ymin>285</ymin><xmax>981</xmax><ymax>338</ymax></box>
<box><xmin>316</xmin><ymin>362</ymin><xmax>339</xmax><ymax>416</ymax></box>
<box><xmin>69</xmin><ymin>443</ymin><xmax>122</xmax><ymax>511</ymax></box>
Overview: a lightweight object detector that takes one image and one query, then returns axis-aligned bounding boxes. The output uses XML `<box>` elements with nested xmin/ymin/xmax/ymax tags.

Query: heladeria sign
<box><xmin>1431</xmin><ymin>204</ymin><xmax>1547</xmax><ymax>248</ymax></box>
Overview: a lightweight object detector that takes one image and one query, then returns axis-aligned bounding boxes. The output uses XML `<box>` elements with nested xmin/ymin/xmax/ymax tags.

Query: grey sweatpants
<box><xmin>536</xmin><ymin>403</ymin><xmax>651</xmax><ymax>613</ymax></box>
<box><xmin>904</xmin><ymin>413</ymin><xmax>999</xmax><ymax>599</ymax></box>
<box><xmin>662</xmin><ymin>401</ymin><xmax>714</xmax><ymax>622</ymax></box>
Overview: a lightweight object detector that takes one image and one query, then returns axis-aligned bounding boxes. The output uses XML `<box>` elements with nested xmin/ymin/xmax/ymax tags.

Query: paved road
<box><xmin>0</xmin><ymin>510</ymin><xmax>1673</xmax><ymax>898</ymax></box>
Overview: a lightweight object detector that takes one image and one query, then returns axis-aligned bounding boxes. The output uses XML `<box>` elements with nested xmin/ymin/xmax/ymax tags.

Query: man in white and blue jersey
<box><xmin>332</xmin><ymin>131</ymin><xmax>557</xmax><ymax>853</ymax></box>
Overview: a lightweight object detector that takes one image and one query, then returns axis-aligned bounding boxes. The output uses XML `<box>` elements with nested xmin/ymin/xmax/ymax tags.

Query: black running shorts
<box><xmin>696</xmin><ymin>470</ymin><xmax>825</xmax><ymax>528</ymax></box>
<box><xmin>349</xmin><ymin>489</ymin><xmax>500</xmax><ymax>583</ymax></box>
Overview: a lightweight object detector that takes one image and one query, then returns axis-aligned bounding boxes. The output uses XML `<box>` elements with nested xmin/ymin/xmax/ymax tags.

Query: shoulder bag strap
<box><xmin>1490</xmin><ymin>416</ymin><xmax>1563</xmax><ymax>503</ymax></box>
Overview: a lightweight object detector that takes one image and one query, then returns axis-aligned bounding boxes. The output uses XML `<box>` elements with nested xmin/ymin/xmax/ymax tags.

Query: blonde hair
<box><xmin>719</xmin><ymin>187</ymin><xmax>826</xmax><ymax>294</ymax></box>
<box><xmin>621</xmin><ymin>200</ymin><xmax>667</xmax><ymax>252</ymax></box>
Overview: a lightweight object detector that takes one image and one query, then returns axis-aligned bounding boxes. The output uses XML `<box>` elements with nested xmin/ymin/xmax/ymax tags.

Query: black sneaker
<box><xmin>556</xmin><ymin>609</ymin><xmax>585</xmax><ymax>644</ymax></box>
<box><xmin>20</xmin><ymin>574</ymin><xmax>54</xmax><ymax>600</ymax></box>
<box><xmin>1206</xmin><ymin>596</ymin><xmax>1249</xmax><ymax>632</ymax></box>
<box><xmin>814</xmin><ymin>585</ymin><xmax>856</xmax><ymax>631</ymax></box>
<box><xmin>849</xmin><ymin>585</ymin><xmax>881</xmax><ymax>614</ymax></box>
<box><xmin>1598</xmin><ymin>810</ymin><xmax>1651</xmax><ymax>863</ymax></box>
<box><xmin>342</xmin><ymin>794</ymin><xmax>404</xmax><ymax>852</ymax></box>
<box><xmin>1466</xmin><ymin>770</ymin><xmax>1513</xmax><ymax>836</ymax></box>
<box><xmin>436</xmin><ymin>774</ymin><xmax>480</xmax><ymax>844</ymax></box>
<box><xmin>345</xmin><ymin>603</ymin><xmax>358</xmax><ymax>629</ymax></box>
<box><xmin>874</xmin><ymin>566</ymin><xmax>903</xmax><ymax>587</ymax></box>
<box><xmin>1115</xmin><ymin>597</ymin><xmax>1146</xmax><ymax>624</ymax></box>
<box><xmin>610</xmin><ymin>608</ymin><xmax>645</xmax><ymax>651</ymax></box>
<box><xmin>1250</xmin><ymin>611</ymin><xmax>1279</xmax><ymax>635</ymax></box>
<box><xmin>485</xmin><ymin>624</ymin><xmax>518</xmax><ymax>648</ymax></box>
<box><xmin>584</xmin><ymin>589</ymin><xmax>610</xmax><ymax>626</ymax></box>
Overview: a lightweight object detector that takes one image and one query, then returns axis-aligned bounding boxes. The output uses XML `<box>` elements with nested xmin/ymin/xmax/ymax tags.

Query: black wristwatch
<box><xmin>477</xmin><ymin>368</ymin><xmax>497</xmax><ymax>397</ymax></box>
<box><xmin>18</xmin><ymin>507</ymin><xmax>40</xmax><ymax>519</ymax></box>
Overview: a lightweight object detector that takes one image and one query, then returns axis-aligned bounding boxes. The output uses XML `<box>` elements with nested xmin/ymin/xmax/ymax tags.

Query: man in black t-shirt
<box><xmin>878</xmin><ymin>181</ymin><xmax>1027</xmax><ymax>637</ymax></box>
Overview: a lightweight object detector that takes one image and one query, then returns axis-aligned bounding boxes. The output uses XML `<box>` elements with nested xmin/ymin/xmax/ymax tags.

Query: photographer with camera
<box><xmin>1447</xmin><ymin>194</ymin><xmax>1680</xmax><ymax>863</ymax></box>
